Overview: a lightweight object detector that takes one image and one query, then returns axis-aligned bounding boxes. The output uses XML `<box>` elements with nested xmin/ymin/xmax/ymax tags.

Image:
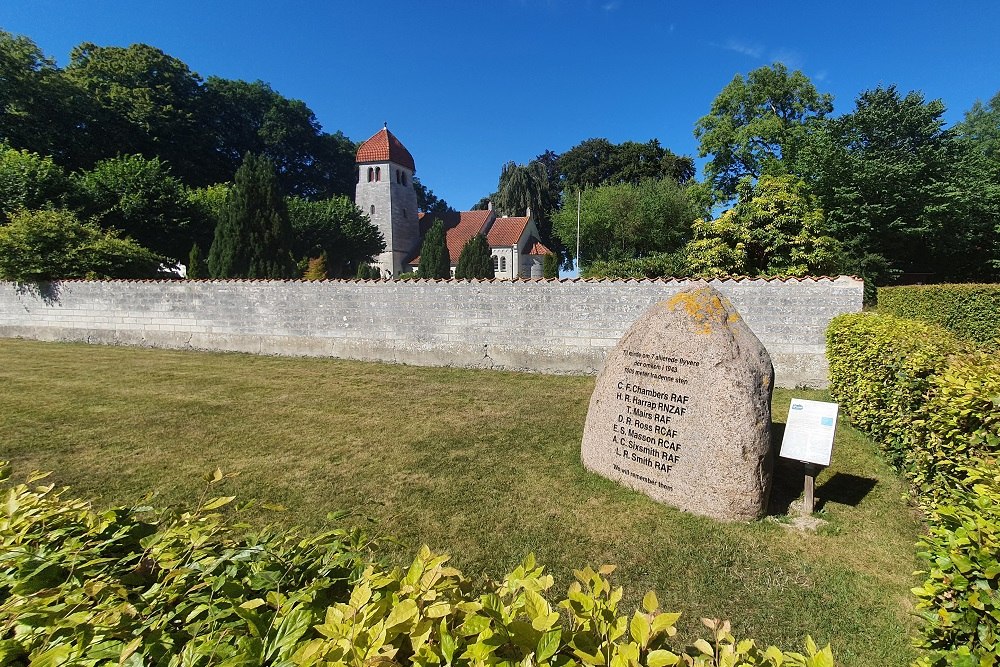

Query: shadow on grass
<box><xmin>767</xmin><ymin>421</ymin><xmax>878</xmax><ymax>515</ymax></box>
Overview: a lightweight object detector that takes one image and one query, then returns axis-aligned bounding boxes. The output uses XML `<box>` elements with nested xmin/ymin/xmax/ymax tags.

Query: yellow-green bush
<box><xmin>878</xmin><ymin>285</ymin><xmax>1000</xmax><ymax>351</ymax></box>
<box><xmin>0</xmin><ymin>464</ymin><xmax>832</xmax><ymax>667</ymax></box>
<box><xmin>826</xmin><ymin>313</ymin><xmax>963</xmax><ymax>470</ymax></box>
<box><xmin>827</xmin><ymin>314</ymin><xmax>1000</xmax><ymax>664</ymax></box>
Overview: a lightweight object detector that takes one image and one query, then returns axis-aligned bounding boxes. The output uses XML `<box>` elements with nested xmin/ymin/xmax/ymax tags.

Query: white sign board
<box><xmin>779</xmin><ymin>399</ymin><xmax>839</xmax><ymax>466</ymax></box>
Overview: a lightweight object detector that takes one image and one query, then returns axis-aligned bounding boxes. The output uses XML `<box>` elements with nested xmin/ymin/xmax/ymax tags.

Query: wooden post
<box><xmin>804</xmin><ymin>463</ymin><xmax>820</xmax><ymax>514</ymax></box>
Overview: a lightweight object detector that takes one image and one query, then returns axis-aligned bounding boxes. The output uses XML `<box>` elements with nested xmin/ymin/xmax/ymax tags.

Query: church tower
<box><xmin>355</xmin><ymin>126</ymin><xmax>420</xmax><ymax>277</ymax></box>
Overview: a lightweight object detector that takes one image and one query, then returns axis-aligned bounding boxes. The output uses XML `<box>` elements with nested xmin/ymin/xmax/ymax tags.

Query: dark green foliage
<box><xmin>187</xmin><ymin>243</ymin><xmax>206</xmax><ymax>279</ymax></box>
<box><xmin>800</xmin><ymin>86</ymin><xmax>993</xmax><ymax>283</ymax></box>
<box><xmin>287</xmin><ymin>196</ymin><xmax>384</xmax><ymax>278</ymax></box>
<box><xmin>583</xmin><ymin>251</ymin><xmax>688</xmax><ymax>279</ymax></box>
<box><xmin>0</xmin><ymin>465</ymin><xmax>831</xmax><ymax>666</ymax></box>
<box><xmin>543</xmin><ymin>252</ymin><xmax>559</xmax><ymax>278</ymax></box>
<box><xmin>418</xmin><ymin>219</ymin><xmax>450</xmax><ymax>279</ymax></box>
<box><xmin>75</xmin><ymin>154</ymin><xmax>194</xmax><ymax>262</ymax></box>
<box><xmin>208</xmin><ymin>154</ymin><xmax>295</xmax><ymax>279</ymax></box>
<box><xmin>0</xmin><ymin>208</ymin><xmax>162</xmax><ymax>280</ymax></box>
<box><xmin>878</xmin><ymin>284</ymin><xmax>1000</xmax><ymax>350</ymax></box>
<box><xmin>355</xmin><ymin>263</ymin><xmax>381</xmax><ymax>280</ymax></box>
<box><xmin>454</xmin><ymin>234</ymin><xmax>494</xmax><ymax>279</ymax></box>
<box><xmin>557</xmin><ymin>138</ymin><xmax>695</xmax><ymax>190</ymax></box>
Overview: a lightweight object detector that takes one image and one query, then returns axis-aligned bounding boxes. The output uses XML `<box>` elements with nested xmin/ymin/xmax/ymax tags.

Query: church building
<box><xmin>355</xmin><ymin>126</ymin><xmax>551</xmax><ymax>279</ymax></box>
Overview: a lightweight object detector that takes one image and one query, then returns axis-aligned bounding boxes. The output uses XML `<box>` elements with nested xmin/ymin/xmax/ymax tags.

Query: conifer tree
<box><xmin>543</xmin><ymin>252</ymin><xmax>560</xmax><ymax>279</ymax></box>
<box><xmin>418</xmin><ymin>219</ymin><xmax>450</xmax><ymax>279</ymax></box>
<box><xmin>455</xmin><ymin>234</ymin><xmax>495</xmax><ymax>279</ymax></box>
<box><xmin>187</xmin><ymin>243</ymin><xmax>206</xmax><ymax>279</ymax></box>
<box><xmin>208</xmin><ymin>153</ymin><xmax>296</xmax><ymax>278</ymax></box>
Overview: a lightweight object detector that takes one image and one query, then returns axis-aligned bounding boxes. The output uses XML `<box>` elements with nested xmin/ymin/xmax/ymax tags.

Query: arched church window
<box><xmin>499</xmin><ymin>257</ymin><xmax>507</xmax><ymax>272</ymax></box>
<box><xmin>370</xmin><ymin>205</ymin><xmax>375</xmax><ymax>215</ymax></box>
<box><xmin>401</xmin><ymin>172</ymin><xmax>407</xmax><ymax>186</ymax></box>
<box><xmin>375</xmin><ymin>167</ymin><xmax>381</xmax><ymax>181</ymax></box>
<box><xmin>367</xmin><ymin>167</ymin><xmax>374</xmax><ymax>182</ymax></box>
<box><xmin>403</xmin><ymin>208</ymin><xmax>407</xmax><ymax>218</ymax></box>
<box><xmin>492</xmin><ymin>255</ymin><xmax>499</xmax><ymax>271</ymax></box>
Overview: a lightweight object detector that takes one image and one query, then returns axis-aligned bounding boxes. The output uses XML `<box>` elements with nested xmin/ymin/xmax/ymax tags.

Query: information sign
<box><xmin>779</xmin><ymin>398</ymin><xmax>838</xmax><ymax>466</ymax></box>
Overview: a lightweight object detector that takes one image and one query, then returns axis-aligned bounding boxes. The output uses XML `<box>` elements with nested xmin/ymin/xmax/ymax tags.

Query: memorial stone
<box><xmin>580</xmin><ymin>284</ymin><xmax>775</xmax><ymax>521</ymax></box>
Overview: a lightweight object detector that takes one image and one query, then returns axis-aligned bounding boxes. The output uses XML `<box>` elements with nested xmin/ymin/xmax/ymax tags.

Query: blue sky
<box><xmin>2</xmin><ymin>1</ymin><xmax>998</xmax><ymax>211</ymax></box>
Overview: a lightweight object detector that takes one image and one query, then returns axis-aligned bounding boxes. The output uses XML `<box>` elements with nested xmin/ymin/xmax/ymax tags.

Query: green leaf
<box><xmin>537</xmin><ymin>629</ymin><xmax>561</xmax><ymax>662</ymax></box>
<box><xmin>693</xmin><ymin>639</ymin><xmax>714</xmax><ymax>656</ymax></box>
<box><xmin>240</xmin><ymin>598</ymin><xmax>266</xmax><ymax>610</ymax></box>
<box><xmin>646</xmin><ymin>650</ymin><xmax>680</xmax><ymax>667</ymax></box>
<box><xmin>27</xmin><ymin>644</ymin><xmax>73</xmax><ymax>667</ymax></box>
<box><xmin>441</xmin><ymin>621</ymin><xmax>458</xmax><ymax>665</ymax></box>
<box><xmin>629</xmin><ymin>612</ymin><xmax>650</xmax><ymax>647</ymax></box>
<box><xmin>385</xmin><ymin>599</ymin><xmax>418</xmax><ymax>628</ymax></box>
<box><xmin>642</xmin><ymin>591</ymin><xmax>658</xmax><ymax>614</ymax></box>
<box><xmin>118</xmin><ymin>637</ymin><xmax>142</xmax><ymax>666</ymax></box>
<box><xmin>201</xmin><ymin>495</ymin><xmax>236</xmax><ymax>511</ymax></box>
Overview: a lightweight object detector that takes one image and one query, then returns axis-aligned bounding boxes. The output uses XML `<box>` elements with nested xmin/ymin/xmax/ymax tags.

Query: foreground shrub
<box><xmin>879</xmin><ymin>285</ymin><xmax>1000</xmax><ymax>351</ymax></box>
<box><xmin>912</xmin><ymin>460</ymin><xmax>1000</xmax><ymax>666</ymax></box>
<box><xmin>0</xmin><ymin>464</ymin><xmax>832</xmax><ymax>666</ymax></box>
<box><xmin>826</xmin><ymin>313</ymin><xmax>962</xmax><ymax>470</ymax></box>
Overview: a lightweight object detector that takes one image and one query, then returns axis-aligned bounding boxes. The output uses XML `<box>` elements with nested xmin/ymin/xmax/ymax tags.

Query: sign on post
<box><xmin>779</xmin><ymin>399</ymin><xmax>839</xmax><ymax>513</ymax></box>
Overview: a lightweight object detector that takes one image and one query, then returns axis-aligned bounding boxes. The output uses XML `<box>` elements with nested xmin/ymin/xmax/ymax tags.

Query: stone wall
<box><xmin>0</xmin><ymin>277</ymin><xmax>863</xmax><ymax>387</ymax></box>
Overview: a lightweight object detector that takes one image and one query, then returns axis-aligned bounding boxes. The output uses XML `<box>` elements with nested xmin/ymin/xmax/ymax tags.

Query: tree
<box><xmin>557</xmin><ymin>138</ymin><xmax>694</xmax><ymax>190</ymax></box>
<box><xmin>494</xmin><ymin>160</ymin><xmax>548</xmax><ymax>218</ymax></box>
<box><xmin>684</xmin><ymin>175</ymin><xmax>845</xmax><ymax>278</ymax></box>
<box><xmin>187</xmin><ymin>243</ymin><xmax>206</xmax><ymax>279</ymax></box>
<box><xmin>75</xmin><ymin>154</ymin><xmax>195</xmax><ymax>262</ymax></box>
<box><xmin>954</xmin><ymin>91</ymin><xmax>1000</xmax><ymax>274</ymax></box>
<box><xmin>695</xmin><ymin>63</ymin><xmax>833</xmax><ymax>201</ymax></box>
<box><xmin>208</xmin><ymin>154</ymin><xmax>295</xmax><ymax>278</ymax></box>
<box><xmin>186</xmin><ymin>183</ymin><xmax>230</xmax><ymax>251</ymax></box>
<box><xmin>0</xmin><ymin>31</ymin><xmax>94</xmax><ymax>168</ymax></box>
<box><xmin>413</xmin><ymin>177</ymin><xmax>454</xmax><ymax>216</ymax></box>
<box><xmin>798</xmin><ymin>86</ymin><xmax>988</xmax><ymax>282</ymax></box>
<box><xmin>418</xmin><ymin>219</ymin><xmax>450</xmax><ymax>278</ymax></box>
<box><xmin>64</xmin><ymin>42</ymin><xmax>209</xmax><ymax>182</ymax></box>
<box><xmin>550</xmin><ymin>179</ymin><xmax>703</xmax><ymax>269</ymax></box>
<box><xmin>200</xmin><ymin>77</ymin><xmax>356</xmax><ymax>197</ymax></box>
<box><xmin>287</xmin><ymin>195</ymin><xmax>384</xmax><ymax>278</ymax></box>
<box><xmin>455</xmin><ymin>234</ymin><xmax>494</xmax><ymax>279</ymax></box>
<box><xmin>0</xmin><ymin>208</ymin><xmax>161</xmax><ymax>281</ymax></box>
<box><xmin>542</xmin><ymin>252</ymin><xmax>560</xmax><ymax>279</ymax></box>
<box><xmin>0</xmin><ymin>144</ymin><xmax>77</xmax><ymax>220</ymax></box>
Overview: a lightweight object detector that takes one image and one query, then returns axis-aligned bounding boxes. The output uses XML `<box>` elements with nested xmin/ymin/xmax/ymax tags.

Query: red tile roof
<box><xmin>444</xmin><ymin>210</ymin><xmax>493</xmax><ymax>261</ymax></box>
<box><xmin>356</xmin><ymin>127</ymin><xmax>415</xmax><ymax>171</ymax></box>
<box><xmin>486</xmin><ymin>216</ymin><xmax>530</xmax><ymax>247</ymax></box>
<box><xmin>524</xmin><ymin>239</ymin><xmax>552</xmax><ymax>255</ymax></box>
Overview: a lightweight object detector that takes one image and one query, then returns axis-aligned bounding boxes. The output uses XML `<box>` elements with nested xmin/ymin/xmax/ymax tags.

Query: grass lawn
<box><xmin>0</xmin><ymin>339</ymin><xmax>922</xmax><ymax>666</ymax></box>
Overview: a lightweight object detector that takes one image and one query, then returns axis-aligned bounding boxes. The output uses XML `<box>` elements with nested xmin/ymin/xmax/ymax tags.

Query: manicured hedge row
<box><xmin>878</xmin><ymin>285</ymin><xmax>1000</xmax><ymax>351</ymax></box>
<box><xmin>827</xmin><ymin>313</ymin><xmax>1000</xmax><ymax>664</ymax></box>
<box><xmin>0</xmin><ymin>464</ymin><xmax>832</xmax><ymax>667</ymax></box>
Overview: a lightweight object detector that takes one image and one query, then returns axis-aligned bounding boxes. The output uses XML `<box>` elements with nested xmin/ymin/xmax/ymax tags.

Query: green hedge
<box><xmin>827</xmin><ymin>313</ymin><xmax>1000</xmax><ymax>664</ymax></box>
<box><xmin>0</xmin><ymin>464</ymin><xmax>833</xmax><ymax>667</ymax></box>
<box><xmin>878</xmin><ymin>285</ymin><xmax>1000</xmax><ymax>351</ymax></box>
<box><xmin>826</xmin><ymin>313</ymin><xmax>963</xmax><ymax>471</ymax></box>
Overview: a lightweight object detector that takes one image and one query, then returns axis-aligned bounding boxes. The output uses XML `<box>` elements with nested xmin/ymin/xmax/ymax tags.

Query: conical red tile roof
<box><xmin>356</xmin><ymin>127</ymin><xmax>415</xmax><ymax>171</ymax></box>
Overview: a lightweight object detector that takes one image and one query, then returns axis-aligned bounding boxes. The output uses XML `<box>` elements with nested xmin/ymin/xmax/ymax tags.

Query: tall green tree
<box><xmin>954</xmin><ymin>91</ymin><xmax>1000</xmax><ymax>273</ymax></box>
<box><xmin>75</xmin><ymin>154</ymin><xmax>194</xmax><ymax>262</ymax></box>
<box><xmin>558</xmin><ymin>138</ymin><xmax>694</xmax><ymax>190</ymax></box>
<box><xmin>684</xmin><ymin>175</ymin><xmax>845</xmax><ymax>278</ymax></box>
<box><xmin>0</xmin><ymin>208</ymin><xmax>161</xmax><ymax>281</ymax></box>
<box><xmin>417</xmin><ymin>219</ymin><xmax>450</xmax><ymax>279</ymax></box>
<box><xmin>208</xmin><ymin>154</ymin><xmax>295</xmax><ymax>278</ymax></box>
<box><xmin>200</xmin><ymin>78</ymin><xmax>356</xmax><ymax>197</ymax></box>
<box><xmin>494</xmin><ymin>161</ymin><xmax>548</xmax><ymax>218</ymax></box>
<box><xmin>798</xmin><ymin>86</ymin><xmax>988</xmax><ymax>282</ymax></box>
<box><xmin>551</xmin><ymin>179</ymin><xmax>703</xmax><ymax>269</ymax></box>
<box><xmin>454</xmin><ymin>234</ymin><xmax>494</xmax><ymax>279</ymax></box>
<box><xmin>64</xmin><ymin>42</ymin><xmax>209</xmax><ymax>182</ymax></box>
<box><xmin>287</xmin><ymin>195</ymin><xmax>384</xmax><ymax>277</ymax></box>
<box><xmin>695</xmin><ymin>63</ymin><xmax>833</xmax><ymax>201</ymax></box>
